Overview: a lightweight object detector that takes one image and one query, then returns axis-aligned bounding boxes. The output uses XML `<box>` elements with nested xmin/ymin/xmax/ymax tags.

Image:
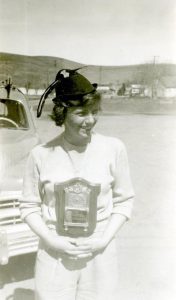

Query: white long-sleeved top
<box><xmin>20</xmin><ymin>132</ymin><xmax>134</xmax><ymax>229</ymax></box>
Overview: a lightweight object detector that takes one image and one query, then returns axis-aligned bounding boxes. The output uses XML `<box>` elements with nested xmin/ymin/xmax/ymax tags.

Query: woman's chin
<box><xmin>80</xmin><ymin>129</ymin><xmax>92</xmax><ymax>138</ymax></box>
<box><xmin>76</xmin><ymin>130</ymin><xmax>92</xmax><ymax>144</ymax></box>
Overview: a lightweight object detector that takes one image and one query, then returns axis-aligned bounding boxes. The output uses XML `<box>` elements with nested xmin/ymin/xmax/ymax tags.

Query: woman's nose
<box><xmin>85</xmin><ymin>113</ymin><xmax>95</xmax><ymax>124</ymax></box>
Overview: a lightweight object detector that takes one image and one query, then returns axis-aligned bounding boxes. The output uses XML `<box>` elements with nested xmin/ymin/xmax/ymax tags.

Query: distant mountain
<box><xmin>0</xmin><ymin>52</ymin><xmax>176</xmax><ymax>89</ymax></box>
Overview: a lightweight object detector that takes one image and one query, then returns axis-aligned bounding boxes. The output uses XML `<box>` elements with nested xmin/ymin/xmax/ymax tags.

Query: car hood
<box><xmin>0</xmin><ymin>129</ymin><xmax>39</xmax><ymax>192</ymax></box>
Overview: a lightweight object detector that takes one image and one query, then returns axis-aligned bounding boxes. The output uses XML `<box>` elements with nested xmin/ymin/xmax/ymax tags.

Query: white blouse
<box><xmin>20</xmin><ymin>132</ymin><xmax>134</xmax><ymax>229</ymax></box>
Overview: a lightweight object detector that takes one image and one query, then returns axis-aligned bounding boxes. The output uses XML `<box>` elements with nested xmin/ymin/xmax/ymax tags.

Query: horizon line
<box><xmin>0</xmin><ymin>51</ymin><xmax>175</xmax><ymax>68</ymax></box>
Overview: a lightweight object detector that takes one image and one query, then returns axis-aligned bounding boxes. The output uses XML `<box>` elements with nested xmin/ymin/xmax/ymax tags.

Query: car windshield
<box><xmin>0</xmin><ymin>99</ymin><xmax>29</xmax><ymax>129</ymax></box>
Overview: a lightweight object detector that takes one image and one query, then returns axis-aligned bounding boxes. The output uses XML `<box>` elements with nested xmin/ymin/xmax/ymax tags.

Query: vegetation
<box><xmin>0</xmin><ymin>52</ymin><xmax>176</xmax><ymax>90</ymax></box>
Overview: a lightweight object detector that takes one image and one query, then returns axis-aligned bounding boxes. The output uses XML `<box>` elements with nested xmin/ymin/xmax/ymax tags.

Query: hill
<box><xmin>0</xmin><ymin>52</ymin><xmax>176</xmax><ymax>89</ymax></box>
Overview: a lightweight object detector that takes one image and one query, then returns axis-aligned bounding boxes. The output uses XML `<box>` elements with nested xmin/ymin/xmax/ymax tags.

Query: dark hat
<box><xmin>37</xmin><ymin>68</ymin><xmax>96</xmax><ymax>117</ymax></box>
<box><xmin>55</xmin><ymin>69</ymin><xmax>95</xmax><ymax>99</ymax></box>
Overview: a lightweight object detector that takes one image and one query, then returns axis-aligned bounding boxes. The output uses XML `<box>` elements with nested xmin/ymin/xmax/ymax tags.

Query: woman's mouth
<box><xmin>82</xmin><ymin>127</ymin><xmax>92</xmax><ymax>132</ymax></box>
<box><xmin>80</xmin><ymin>127</ymin><xmax>92</xmax><ymax>135</ymax></box>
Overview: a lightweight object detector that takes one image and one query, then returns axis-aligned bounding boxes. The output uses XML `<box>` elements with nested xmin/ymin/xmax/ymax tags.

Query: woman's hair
<box><xmin>51</xmin><ymin>91</ymin><xmax>101</xmax><ymax>127</ymax></box>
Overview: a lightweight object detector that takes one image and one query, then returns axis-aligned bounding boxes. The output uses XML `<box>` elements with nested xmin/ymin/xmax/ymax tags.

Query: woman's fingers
<box><xmin>74</xmin><ymin>244</ymin><xmax>92</xmax><ymax>251</ymax></box>
<box><xmin>66</xmin><ymin>248</ymin><xmax>92</xmax><ymax>255</ymax></box>
<box><xmin>76</xmin><ymin>253</ymin><xmax>92</xmax><ymax>259</ymax></box>
<box><xmin>69</xmin><ymin>252</ymin><xmax>93</xmax><ymax>260</ymax></box>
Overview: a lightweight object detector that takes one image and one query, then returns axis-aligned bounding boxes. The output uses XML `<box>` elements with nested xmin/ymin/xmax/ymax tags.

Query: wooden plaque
<box><xmin>54</xmin><ymin>177</ymin><xmax>100</xmax><ymax>236</ymax></box>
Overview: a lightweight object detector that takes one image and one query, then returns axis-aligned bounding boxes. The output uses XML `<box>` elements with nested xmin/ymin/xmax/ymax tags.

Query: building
<box><xmin>157</xmin><ymin>76</ymin><xmax>176</xmax><ymax>98</ymax></box>
<box><xmin>18</xmin><ymin>87</ymin><xmax>27</xmax><ymax>94</ymax></box>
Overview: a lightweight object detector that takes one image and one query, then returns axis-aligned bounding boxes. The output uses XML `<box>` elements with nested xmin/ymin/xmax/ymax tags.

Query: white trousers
<box><xmin>35</xmin><ymin>227</ymin><xmax>119</xmax><ymax>300</ymax></box>
<box><xmin>35</xmin><ymin>239</ymin><xmax>119</xmax><ymax>300</ymax></box>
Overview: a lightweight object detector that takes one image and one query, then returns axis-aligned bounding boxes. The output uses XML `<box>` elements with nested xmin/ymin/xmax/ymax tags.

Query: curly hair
<box><xmin>50</xmin><ymin>105</ymin><xmax>67</xmax><ymax>126</ymax></box>
<box><xmin>51</xmin><ymin>91</ymin><xmax>101</xmax><ymax>127</ymax></box>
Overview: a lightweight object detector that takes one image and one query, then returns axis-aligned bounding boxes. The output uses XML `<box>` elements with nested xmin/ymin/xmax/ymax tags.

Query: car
<box><xmin>0</xmin><ymin>80</ymin><xmax>40</xmax><ymax>265</ymax></box>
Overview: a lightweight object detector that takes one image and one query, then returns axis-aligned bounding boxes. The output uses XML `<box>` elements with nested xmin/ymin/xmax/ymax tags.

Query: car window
<box><xmin>0</xmin><ymin>99</ymin><xmax>29</xmax><ymax>129</ymax></box>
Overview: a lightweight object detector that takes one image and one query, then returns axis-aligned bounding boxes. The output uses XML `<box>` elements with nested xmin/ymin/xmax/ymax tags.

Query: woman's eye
<box><xmin>92</xmin><ymin>110</ymin><xmax>98</xmax><ymax>115</ymax></box>
<box><xmin>78</xmin><ymin>111</ymin><xmax>88</xmax><ymax>116</ymax></box>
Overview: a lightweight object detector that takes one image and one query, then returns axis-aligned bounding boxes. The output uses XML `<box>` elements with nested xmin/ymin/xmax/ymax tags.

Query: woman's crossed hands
<box><xmin>45</xmin><ymin>234</ymin><xmax>107</xmax><ymax>259</ymax></box>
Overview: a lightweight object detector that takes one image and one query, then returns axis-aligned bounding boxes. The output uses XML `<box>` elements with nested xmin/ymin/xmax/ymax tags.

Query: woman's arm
<box><xmin>75</xmin><ymin>214</ymin><xmax>127</xmax><ymax>254</ymax></box>
<box><xmin>101</xmin><ymin>213</ymin><xmax>127</xmax><ymax>245</ymax></box>
<box><xmin>24</xmin><ymin>212</ymin><xmax>93</xmax><ymax>258</ymax></box>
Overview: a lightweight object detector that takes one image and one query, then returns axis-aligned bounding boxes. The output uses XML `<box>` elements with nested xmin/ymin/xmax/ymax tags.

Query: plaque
<box><xmin>54</xmin><ymin>177</ymin><xmax>100</xmax><ymax>236</ymax></box>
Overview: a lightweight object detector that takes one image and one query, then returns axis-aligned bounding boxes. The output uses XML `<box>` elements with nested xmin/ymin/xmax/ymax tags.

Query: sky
<box><xmin>0</xmin><ymin>0</ymin><xmax>176</xmax><ymax>66</ymax></box>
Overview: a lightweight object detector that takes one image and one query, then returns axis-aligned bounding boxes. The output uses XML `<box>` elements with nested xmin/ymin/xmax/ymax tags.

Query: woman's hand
<box><xmin>24</xmin><ymin>212</ymin><xmax>127</xmax><ymax>260</ymax></box>
<box><xmin>23</xmin><ymin>213</ymin><xmax>93</xmax><ymax>259</ymax></box>
<box><xmin>75</xmin><ymin>237</ymin><xmax>107</xmax><ymax>258</ymax></box>
<box><xmin>44</xmin><ymin>233</ymin><xmax>93</xmax><ymax>259</ymax></box>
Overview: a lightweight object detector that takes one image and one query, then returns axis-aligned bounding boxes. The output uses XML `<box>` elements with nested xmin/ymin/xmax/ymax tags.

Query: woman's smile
<box><xmin>64</xmin><ymin>103</ymin><xmax>100</xmax><ymax>145</ymax></box>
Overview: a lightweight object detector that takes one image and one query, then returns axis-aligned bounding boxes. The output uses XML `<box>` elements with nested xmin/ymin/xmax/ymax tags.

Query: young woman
<box><xmin>20</xmin><ymin>68</ymin><xmax>134</xmax><ymax>300</ymax></box>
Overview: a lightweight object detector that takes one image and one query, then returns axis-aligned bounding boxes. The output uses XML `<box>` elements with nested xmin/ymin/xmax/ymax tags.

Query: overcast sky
<box><xmin>0</xmin><ymin>0</ymin><xmax>175</xmax><ymax>66</ymax></box>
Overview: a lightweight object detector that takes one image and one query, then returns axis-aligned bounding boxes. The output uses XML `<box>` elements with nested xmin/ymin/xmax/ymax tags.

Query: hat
<box><xmin>37</xmin><ymin>68</ymin><xmax>96</xmax><ymax>117</ymax></box>
<box><xmin>55</xmin><ymin>69</ymin><xmax>95</xmax><ymax>99</ymax></box>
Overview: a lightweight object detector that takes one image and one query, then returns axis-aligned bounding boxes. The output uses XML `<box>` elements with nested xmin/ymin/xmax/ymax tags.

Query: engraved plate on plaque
<box><xmin>54</xmin><ymin>177</ymin><xmax>100</xmax><ymax>236</ymax></box>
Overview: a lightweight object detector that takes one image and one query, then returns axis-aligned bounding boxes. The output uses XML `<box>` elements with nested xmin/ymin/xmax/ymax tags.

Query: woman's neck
<box><xmin>63</xmin><ymin>132</ymin><xmax>91</xmax><ymax>147</ymax></box>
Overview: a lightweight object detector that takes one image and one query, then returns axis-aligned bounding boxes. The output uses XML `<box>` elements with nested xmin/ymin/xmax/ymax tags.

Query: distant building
<box><xmin>18</xmin><ymin>87</ymin><xmax>27</xmax><ymax>94</ymax></box>
<box><xmin>36</xmin><ymin>89</ymin><xmax>45</xmax><ymax>96</ymax></box>
<box><xmin>97</xmin><ymin>85</ymin><xmax>110</xmax><ymax>93</ymax></box>
<box><xmin>97</xmin><ymin>84</ymin><xmax>116</xmax><ymax>98</ymax></box>
<box><xmin>27</xmin><ymin>89</ymin><xmax>36</xmax><ymax>96</ymax></box>
<box><xmin>157</xmin><ymin>76</ymin><xmax>176</xmax><ymax>98</ymax></box>
<box><xmin>143</xmin><ymin>86</ymin><xmax>152</xmax><ymax>98</ymax></box>
<box><xmin>130</xmin><ymin>84</ymin><xmax>145</xmax><ymax>97</ymax></box>
<box><xmin>123</xmin><ymin>84</ymin><xmax>147</xmax><ymax>97</ymax></box>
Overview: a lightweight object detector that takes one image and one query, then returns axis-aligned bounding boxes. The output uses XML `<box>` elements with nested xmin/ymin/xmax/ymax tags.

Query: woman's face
<box><xmin>64</xmin><ymin>101</ymin><xmax>100</xmax><ymax>145</ymax></box>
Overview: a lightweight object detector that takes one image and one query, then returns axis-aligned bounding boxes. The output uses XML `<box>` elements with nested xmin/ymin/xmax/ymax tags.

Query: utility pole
<box><xmin>99</xmin><ymin>66</ymin><xmax>102</xmax><ymax>85</ymax></box>
<box><xmin>47</xmin><ymin>70</ymin><xmax>49</xmax><ymax>86</ymax></box>
<box><xmin>151</xmin><ymin>56</ymin><xmax>159</xmax><ymax>99</ymax></box>
<box><xmin>60</xmin><ymin>58</ymin><xmax>63</xmax><ymax>70</ymax></box>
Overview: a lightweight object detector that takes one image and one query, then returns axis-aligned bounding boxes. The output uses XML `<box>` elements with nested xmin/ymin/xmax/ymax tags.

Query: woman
<box><xmin>20</xmin><ymin>68</ymin><xmax>134</xmax><ymax>300</ymax></box>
